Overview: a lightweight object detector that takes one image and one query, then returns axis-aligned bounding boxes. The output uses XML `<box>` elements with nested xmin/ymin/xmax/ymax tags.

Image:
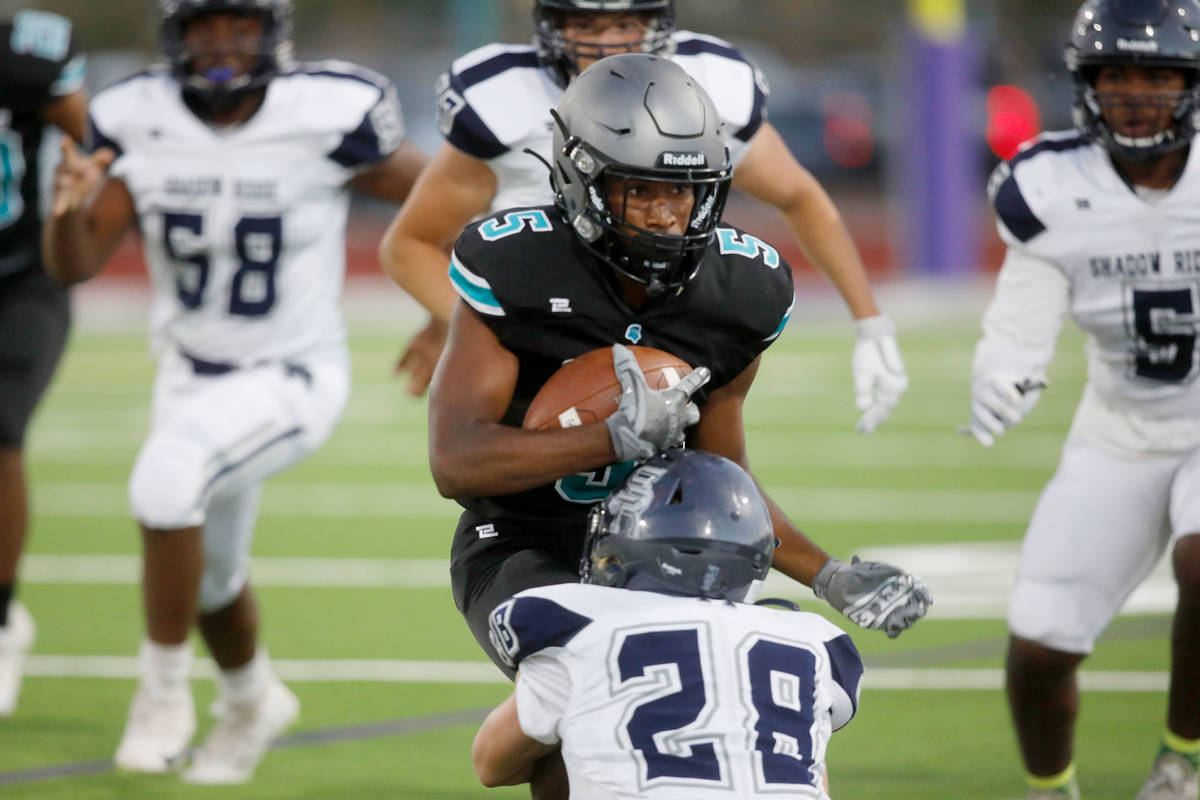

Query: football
<box><xmin>522</xmin><ymin>345</ymin><xmax>694</xmax><ymax>431</ymax></box>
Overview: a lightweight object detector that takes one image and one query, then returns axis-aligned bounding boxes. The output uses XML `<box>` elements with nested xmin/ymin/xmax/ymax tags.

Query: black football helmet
<box><xmin>551</xmin><ymin>53</ymin><xmax>731</xmax><ymax>299</ymax></box>
<box><xmin>1064</xmin><ymin>0</ymin><xmax>1200</xmax><ymax>160</ymax></box>
<box><xmin>534</xmin><ymin>0</ymin><xmax>675</xmax><ymax>84</ymax></box>
<box><xmin>581</xmin><ymin>449</ymin><xmax>775</xmax><ymax>603</ymax></box>
<box><xmin>160</xmin><ymin>0</ymin><xmax>294</xmax><ymax>108</ymax></box>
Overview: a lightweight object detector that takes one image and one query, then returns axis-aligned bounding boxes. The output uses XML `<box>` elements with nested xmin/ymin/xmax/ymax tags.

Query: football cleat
<box><xmin>0</xmin><ymin>601</ymin><xmax>35</xmax><ymax>717</ymax></box>
<box><xmin>114</xmin><ymin>682</ymin><xmax>196</xmax><ymax>773</ymax></box>
<box><xmin>1021</xmin><ymin>775</ymin><xmax>1081</xmax><ymax>800</ymax></box>
<box><xmin>1135</xmin><ymin>752</ymin><xmax>1199</xmax><ymax>800</ymax></box>
<box><xmin>1026</xmin><ymin>788</ymin><xmax>1080</xmax><ymax>800</ymax></box>
<box><xmin>181</xmin><ymin>677</ymin><xmax>298</xmax><ymax>785</ymax></box>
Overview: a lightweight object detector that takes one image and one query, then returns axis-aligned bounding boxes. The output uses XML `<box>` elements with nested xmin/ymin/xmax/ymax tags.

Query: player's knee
<box><xmin>128</xmin><ymin>437</ymin><xmax>207</xmax><ymax>529</ymax></box>
<box><xmin>1174</xmin><ymin>534</ymin><xmax>1200</xmax><ymax>599</ymax></box>
<box><xmin>1008</xmin><ymin>580</ymin><xmax>1101</xmax><ymax>655</ymax></box>
<box><xmin>0</xmin><ymin>407</ymin><xmax>32</xmax><ymax>448</ymax></box>
<box><xmin>197</xmin><ymin>568</ymin><xmax>246</xmax><ymax>614</ymax></box>
<box><xmin>1006</xmin><ymin>634</ymin><xmax>1083</xmax><ymax>678</ymax></box>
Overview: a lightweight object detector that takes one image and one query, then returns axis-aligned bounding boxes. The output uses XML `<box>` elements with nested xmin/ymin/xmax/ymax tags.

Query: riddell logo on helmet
<box><xmin>658</xmin><ymin>151</ymin><xmax>707</xmax><ymax>167</ymax></box>
<box><xmin>1116</xmin><ymin>38</ymin><xmax>1159</xmax><ymax>53</ymax></box>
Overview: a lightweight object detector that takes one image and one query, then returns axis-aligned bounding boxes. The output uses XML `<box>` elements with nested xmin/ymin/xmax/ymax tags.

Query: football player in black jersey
<box><xmin>0</xmin><ymin>9</ymin><xmax>88</xmax><ymax>717</ymax></box>
<box><xmin>381</xmin><ymin>0</ymin><xmax>908</xmax><ymax>439</ymax></box>
<box><xmin>431</xmin><ymin>54</ymin><xmax>930</xmax><ymax>798</ymax></box>
<box><xmin>430</xmin><ymin>51</ymin><xmax>931</xmax><ymax>690</ymax></box>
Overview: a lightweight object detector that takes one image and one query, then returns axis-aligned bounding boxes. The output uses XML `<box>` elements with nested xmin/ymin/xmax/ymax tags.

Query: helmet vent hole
<box><xmin>669</xmin><ymin>486</ymin><xmax>684</xmax><ymax>505</ymax></box>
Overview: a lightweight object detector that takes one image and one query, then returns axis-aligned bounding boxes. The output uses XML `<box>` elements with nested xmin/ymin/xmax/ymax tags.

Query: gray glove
<box><xmin>605</xmin><ymin>343</ymin><xmax>710</xmax><ymax>462</ymax></box>
<box><xmin>812</xmin><ymin>556</ymin><xmax>933</xmax><ymax>638</ymax></box>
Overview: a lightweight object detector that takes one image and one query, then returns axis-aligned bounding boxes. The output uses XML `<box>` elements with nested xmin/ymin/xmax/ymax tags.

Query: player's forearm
<box><xmin>430</xmin><ymin>423</ymin><xmax>616</xmax><ymax>498</ymax></box>
<box><xmin>472</xmin><ymin>695</ymin><xmax>548</xmax><ymax>787</ymax></box>
<box><xmin>973</xmin><ymin>247</ymin><xmax>1069</xmax><ymax>380</ymax></box>
<box><xmin>763</xmin><ymin>493</ymin><xmax>831</xmax><ymax>587</ymax></box>
<box><xmin>42</xmin><ymin>211</ymin><xmax>108</xmax><ymax>285</ymax></box>
<box><xmin>378</xmin><ymin>229</ymin><xmax>458</xmax><ymax>322</ymax></box>
<box><xmin>782</xmin><ymin>190</ymin><xmax>879</xmax><ymax>320</ymax></box>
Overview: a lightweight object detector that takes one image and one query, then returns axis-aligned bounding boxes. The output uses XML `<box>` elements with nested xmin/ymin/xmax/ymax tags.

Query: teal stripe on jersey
<box><xmin>50</xmin><ymin>55</ymin><xmax>87</xmax><ymax>96</ymax></box>
<box><xmin>448</xmin><ymin>253</ymin><xmax>504</xmax><ymax>316</ymax></box>
<box><xmin>764</xmin><ymin>297</ymin><xmax>794</xmax><ymax>342</ymax></box>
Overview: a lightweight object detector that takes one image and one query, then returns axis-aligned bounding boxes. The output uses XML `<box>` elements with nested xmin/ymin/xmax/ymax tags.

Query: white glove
<box><xmin>967</xmin><ymin>372</ymin><xmax>1045</xmax><ymax>447</ymax></box>
<box><xmin>852</xmin><ymin>314</ymin><xmax>909</xmax><ymax>434</ymax></box>
<box><xmin>812</xmin><ymin>556</ymin><xmax>933</xmax><ymax>638</ymax></box>
<box><xmin>605</xmin><ymin>344</ymin><xmax>711</xmax><ymax>461</ymax></box>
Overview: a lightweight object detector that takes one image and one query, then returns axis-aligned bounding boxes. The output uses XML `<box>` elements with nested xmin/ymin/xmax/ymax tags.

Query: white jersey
<box><xmin>979</xmin><ymin>130</ymin><xmax>1200</xmax><ymax>454</ymax></box>
<box><xmin>89</xmin><ymin>61</ymin><xmax>404</xmax><ymax>364</ymax></box>
<box><xmin>436</xmin><ymin>32</ymin><xmax>768</xmax><ymax>214</ymax></box>
<box><xmin>489</xmin><ymin>584</ymin><xmax>863</xmax><ymax>800</ymax></box>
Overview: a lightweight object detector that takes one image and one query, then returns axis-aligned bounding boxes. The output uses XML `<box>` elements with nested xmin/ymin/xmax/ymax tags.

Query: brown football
<box><xmin>522</xmin><ymin>346</ymin><xmax>694</xmax><ymax>431</ymax></box>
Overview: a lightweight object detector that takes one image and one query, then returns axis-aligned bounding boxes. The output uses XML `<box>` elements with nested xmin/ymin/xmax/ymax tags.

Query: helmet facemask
<box><xmin>549</xmin><ymin>54</ymin><xmax>732</xmax><ymax>301</ymax></box>
<box><xmin>560</xmin><ymin>131</ymin><xmax>730</xmax><ymax>298</ymax></box>
<box><xmin>1064</xmin><ymin>0</ymin><xmax>1200</xmax><ymax>161</ymax></box>
<box><xmin>534</xmin><ymin>1</ymin><xmax>675</xmax><ymax>83</ymax></box>
<box><xmin>1072</xmin><ymin>63</ymin><xmax>1200</xmax><ymax>160</ymax></box>
<box><xmin>161</xmin><ymin>0</ymin><xmax>294</xmax><ymax>111</ymax></box>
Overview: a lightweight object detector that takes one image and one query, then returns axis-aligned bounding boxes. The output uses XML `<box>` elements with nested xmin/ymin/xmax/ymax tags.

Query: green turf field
<box><xmin>0</xmin><ymin>289</ymin><xmax>1173</xmax><ymax>799</ymax></box>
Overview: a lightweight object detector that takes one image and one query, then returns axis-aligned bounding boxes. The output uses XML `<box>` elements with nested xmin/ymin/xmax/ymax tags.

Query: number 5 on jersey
<box><xmin>716</xmin><ymin>228</ymin><xmax>780</xmax><ymax>268</ymax></box>
<box><xmin>163</xmin><ymin>212</ymin><xmax>282</xmax><ymax>317</ymax></box>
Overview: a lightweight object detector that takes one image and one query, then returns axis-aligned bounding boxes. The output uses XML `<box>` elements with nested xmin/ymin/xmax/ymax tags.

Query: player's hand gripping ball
<box><xmin>523</xmin><ymin>345</ymin><xmax>694</xmax><ymax>431</ymax></box>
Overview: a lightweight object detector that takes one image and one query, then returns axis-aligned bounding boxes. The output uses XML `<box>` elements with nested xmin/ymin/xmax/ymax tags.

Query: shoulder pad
<box><xmin>672</xmin><ymin>31</ymin><xmax>765</xmax><ymax>144</ymax></box>
<box><xmin>288</xmin><ymin>59</ymin><xmax>391</xmax><ymax>92</ymax></box>
<box><xmin>711</xmin><ymin>225</ymin><xmax>795</xmax><ymax>343</ymax></box>
<box><xmin>673</xmin><ymin>30</ymin><xmax>752</xmax><ymax>65</ymax></box>
<box><xmin>988</xmin><ymin>160</ymin><xmax>1046</xmax><ymax>244</ymax></box>
<box><xmin>450</xmin><ymin>207</ymin><xmax>565</xmax><ymax>316</ymax></box>
<box><xmin>488</xmin><ymin>595</ymin><xmax>593</xmax><ymax>669</ymax></box>
<box><xmin>88</xmin><ymin>70</ymin><xmax>171</xmax><ymax>156</ymax></box>
<box><xmin>438</xmin><ymin>45</ymin><xmax>543</xmax><ymax>159</ymax></box>
<box><xmin>988</xmin><ymin>132</ymin><xmax>1089</xmax><ymax>245</ymax></box>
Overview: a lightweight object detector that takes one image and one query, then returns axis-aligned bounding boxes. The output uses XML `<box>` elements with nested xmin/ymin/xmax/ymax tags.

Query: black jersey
<box><xmin>448</xmin><ymin>205</ymin><xmax>794</xmax><ymax>519</ymax></box>
<box><xmin>0</xmin><ymin>11</ymin><xmax>85</xmax><ymax>277</ymax></box>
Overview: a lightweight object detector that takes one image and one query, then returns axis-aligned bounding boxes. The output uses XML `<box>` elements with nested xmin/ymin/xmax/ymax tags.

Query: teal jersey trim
<box><xmin>449</xmin><ymin>252</ymin><xmax>504</xmax><ymax>317</ymax></box>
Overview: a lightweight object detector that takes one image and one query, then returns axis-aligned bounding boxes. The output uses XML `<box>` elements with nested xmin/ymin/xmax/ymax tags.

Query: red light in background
<box><xmin>986</xmin><ymin>85</ymin><xmax>1041</xmax><ymax>160</ymax></box>
<box><xmin>823</xmin><ymin>91</ymin><xmax>875</xmax><ymax>169</ymax></box>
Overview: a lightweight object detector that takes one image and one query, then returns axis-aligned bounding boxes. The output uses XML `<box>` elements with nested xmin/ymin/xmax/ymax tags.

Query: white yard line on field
<box><xmin>22</xmin><ymin>554</ymin><xmax>450</xmax><ymax>588</ymax></box>
<box><xmin>33</xmin><ymin>483</ymin><xmax>1044</xmax><ymax>523</ymax></box>
<box><xmin>19</xmin><ymin>655</ymin><xmax>1165</xmax><ymax>691</ymax></box>
<box><xmin>20</xmin><ymin>542</ymin><xmax>1177</xmax><ymax>619</ymax></box>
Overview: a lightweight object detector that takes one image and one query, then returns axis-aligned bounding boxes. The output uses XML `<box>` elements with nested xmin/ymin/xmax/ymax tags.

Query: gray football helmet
<box><xmin>581</xmin><ymin>449</ymin><xmax>775</xmax><ymax>603</ymax></box>
<box><xmin>551</xmin><ymin>53</ymin><xmax>731</xmax><ymax>298</ymax></box>
<box><xmin>160</xmin><ymin>0</ymin><xmax>294</xmax><ymax>109</ymax></box>
<box><xmin>533</xmin><ymin>0</ymin><xmax>675</xmax><ymax>83</ymax></box>
<box><xmin>1064</xmin><ymin>0</ymin><xmax>1200</xmax><ymax>160</ymax></box>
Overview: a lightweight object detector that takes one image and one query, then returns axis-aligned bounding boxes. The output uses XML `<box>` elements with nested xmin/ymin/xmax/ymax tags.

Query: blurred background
<box><xmin>10</xmin><ymin>0</ymin><xmax>1087</xmax><ymax>284</ymax></box>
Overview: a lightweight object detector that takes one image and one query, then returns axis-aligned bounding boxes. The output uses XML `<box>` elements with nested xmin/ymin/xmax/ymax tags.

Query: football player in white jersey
<box><xmin>378</xmin><ymin>0</ymin><xmax>908</xmax><ymax>435</ymax></box>
<box><xmin>969</xmin><ymin>2</ymin><xmax>1200</xmax><ymax>798</ymax></box>
<box><xmin>473</xmin><ymin>449</ymin><xmax>864</xmax><ymax>800</ymax></box>
<box><xmin>41</xmin><ymin>0</ymin><xmax>425</xmax><ymax>784</ymax></box>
